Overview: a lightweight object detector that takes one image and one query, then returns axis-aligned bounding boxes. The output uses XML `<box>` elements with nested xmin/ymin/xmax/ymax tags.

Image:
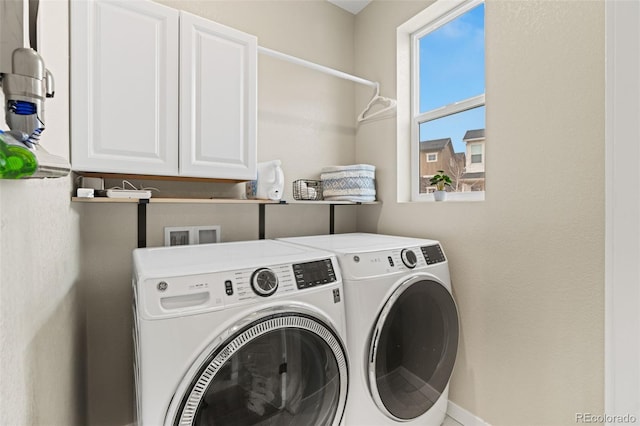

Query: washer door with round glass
<box><xmin>169</xmin><ymin>311</ymin><xmax>348</xmax><ymax>426</ymax></box>
<box><xmin>368</xmin><ymin>277</ymin><xmax>459</xmax><ymax>421</ymax></box>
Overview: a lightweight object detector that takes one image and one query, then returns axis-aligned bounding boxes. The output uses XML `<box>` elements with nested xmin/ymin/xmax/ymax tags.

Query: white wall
<box><xmin>79</xmin><ymin>2</ymin><xmax>359</xmax><ymax>424</ymax></box>
<box><xmin>354</xmin><ymin>1</ymin><xmax>604</xmax><ymax>425</ymax></box>
<box><xmin>0</xmin><ymin>0</ymin><xmax>85</xmax><ymax>424</ymax></box>
<box><xmin>605</xmin><ymin>0</ymin><xmax>640</xmax><ymax>419</ymax></box>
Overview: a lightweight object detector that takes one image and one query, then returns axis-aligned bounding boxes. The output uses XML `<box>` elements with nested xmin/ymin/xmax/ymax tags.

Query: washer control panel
<box><xmin>292</xmin><ymin>259</ymin><xmax>337</xmax><ymax>289</ymax></box>
<box><xmin>140</xmin><ymin>257</ymin><xmax>341</xmax><ymax>319</ymax></box>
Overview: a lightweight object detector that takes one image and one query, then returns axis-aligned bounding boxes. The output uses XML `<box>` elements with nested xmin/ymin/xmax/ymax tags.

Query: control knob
<box><xmin>251</xmin><ymin>268</ymin><xmax>278</xmax><ymax>297</ymax></box>
<box><xmin>400</xmin><ymin>249</ymin><xmax>418</xmax><ymax>269</ymax></box>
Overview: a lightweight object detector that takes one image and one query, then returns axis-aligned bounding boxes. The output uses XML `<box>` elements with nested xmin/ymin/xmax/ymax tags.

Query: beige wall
<box><xmin>0</xmin><ymin>1</ymin><xmax>605</xmax><ymax>425</ymax></box>
<box><xmin>0</xmin><ymin>1</ymin><xmax>85</xmax><ymax>424</ymax></box>
<box><xmin>79</xmin><ymin>2</ymin><xmax>359</xmax><ymax>424</ymax></box>
<box><xmin>355</xmin><ymin>1</ymin><xmax>604</xmax><ymax>425</ymax></box>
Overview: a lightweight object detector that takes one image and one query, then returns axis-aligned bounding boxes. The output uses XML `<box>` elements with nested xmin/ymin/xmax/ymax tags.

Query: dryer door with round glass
<box><xmin>168</xmin><ymin>311</ymin><xmax>348</xmax><ymax>426</ymax></box>
<box><xmin>368</xmin><ymin>277</ymin><xmax>459</xmax><ymax>421</ymax></box>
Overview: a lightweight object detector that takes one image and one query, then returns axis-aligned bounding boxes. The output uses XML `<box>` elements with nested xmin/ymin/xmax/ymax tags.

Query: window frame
<box><xmin>407</xmin><ymin>0</ymin><xmax>485</xmax><ymax>202</ymax></box>
<box><xmin>426</xmin><ymin>152</ymin><xmax>438</xmax><ymax>162</ymax></box>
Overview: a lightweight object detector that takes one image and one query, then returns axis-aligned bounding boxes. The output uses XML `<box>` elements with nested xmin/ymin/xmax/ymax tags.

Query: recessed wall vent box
<box><xmin>80</xmin><ymin>177</ymin><xmax>104</xmax><ymax>190</ymax></box>
<box><xmin>164</xmin><ymin>226</ymin><xmax>221</xmax><ymax>247</ymax></box>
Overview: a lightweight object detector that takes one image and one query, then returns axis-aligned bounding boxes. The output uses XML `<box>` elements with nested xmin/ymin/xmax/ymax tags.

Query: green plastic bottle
<box><xmin>0</xmin><ymin>131</ymin><xmax>38</xmax><ymax>179</ymax></box>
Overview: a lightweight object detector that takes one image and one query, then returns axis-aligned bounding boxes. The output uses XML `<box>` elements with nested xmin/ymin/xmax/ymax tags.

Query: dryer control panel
<box><xmin>338</xmin><ymin>244</ymin><xmax>447</xmax><ymax>280</ymax></box>
<box><xmin>421</xmin><ymin>244</ymin><xmax>446</xmax><ymax>265</ymax></box>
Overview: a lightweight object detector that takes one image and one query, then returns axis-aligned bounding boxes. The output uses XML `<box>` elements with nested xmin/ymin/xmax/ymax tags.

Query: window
<box><xmin>470</xmin><ymin>143</ymin><xmax>482</xmax><ymax>164</ymax></box>
<box><xmin>427</xmin><ymin>153</ymin><xmax>438</xmax><ymax>162</ymax></box>
<box><xmin>405</xmin><ymin>0</ymin><xmax>485</xmax><ymax>201</ymax></box>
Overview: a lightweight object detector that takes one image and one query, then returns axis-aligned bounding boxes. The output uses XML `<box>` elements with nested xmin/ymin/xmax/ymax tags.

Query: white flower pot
<box><xmin>434</xmin><ymin>190</ymin><xmax>446</xmax><ymax>201</ymax></box>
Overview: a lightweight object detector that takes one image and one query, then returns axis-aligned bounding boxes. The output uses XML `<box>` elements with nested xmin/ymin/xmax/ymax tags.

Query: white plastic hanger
<box><xmin>258</xmin><ymin>47</ymin><xmax>396</xmax><ymax>124</ymax></box>
<box><xmin>357</xmin><ymin>83</ymin><xmax>397</xmax><ymax>123</ymax></box>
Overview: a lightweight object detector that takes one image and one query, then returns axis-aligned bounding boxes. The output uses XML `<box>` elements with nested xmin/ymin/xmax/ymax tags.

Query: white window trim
<box><xmin>397</xmin><ymin>0</ymin><xmax>485</xmax><ymax>203</ymax></box>
<box><xmin>426</xmin><ymin>152</ymin><xmax>438</xmax><ymax>162</ymax></box>
<box><xmin>415</xmin><ymin>94</ymin><xmax>485</xmax><ymax>127</ymax></box>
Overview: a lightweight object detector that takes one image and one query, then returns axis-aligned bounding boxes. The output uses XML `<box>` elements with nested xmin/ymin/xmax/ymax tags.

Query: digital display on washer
<box><xmin>292</xmin><ymin>259</ymin><xmax>337</xmax><ymax>289</ymax></box>
<box><xmin>421</xmin><ymin>244</ymin><xmax>446</xmax><ymax>265</ymax></box>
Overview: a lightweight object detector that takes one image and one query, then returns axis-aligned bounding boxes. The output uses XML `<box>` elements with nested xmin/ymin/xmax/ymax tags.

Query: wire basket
<box><xmin>293</xmin><ymin>179</ymin><xmax>323</xmax><ymax>201</ymax></box>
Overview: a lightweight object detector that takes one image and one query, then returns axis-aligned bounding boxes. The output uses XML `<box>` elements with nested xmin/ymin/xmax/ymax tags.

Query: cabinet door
<box><xmin>71</xmin><ymin>0</ymin><xmax>179</xmax><ymax>175</ymax></box>
<box><xmin>179</xmin><ymin>12</ymin><xmax>257</xmax><ymax>180</ymax></box>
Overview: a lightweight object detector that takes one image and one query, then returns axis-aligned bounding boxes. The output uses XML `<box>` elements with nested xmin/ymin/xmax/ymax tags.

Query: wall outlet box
<box><xmin>164</xmin><ymin>226</ymin><xmax>221</xmax><ymax>246</ymax></box>
<box><xmin>80</xmin><ymin>177</ymin><xmax>104</xmax><ymax>190</ymax></box>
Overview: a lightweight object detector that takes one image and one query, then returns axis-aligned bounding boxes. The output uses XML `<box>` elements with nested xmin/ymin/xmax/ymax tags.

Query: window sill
<box><xmin>410</xmin><ymin>191</ymin><xmax>485</xmax><ymax>203</ymax></box>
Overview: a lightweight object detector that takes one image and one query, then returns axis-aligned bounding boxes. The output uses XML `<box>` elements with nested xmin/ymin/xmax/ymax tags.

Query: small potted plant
<box><xmin>429</xmin><ymin>170</ymin><xmax>452</xmax><ymax>201</ymax></box>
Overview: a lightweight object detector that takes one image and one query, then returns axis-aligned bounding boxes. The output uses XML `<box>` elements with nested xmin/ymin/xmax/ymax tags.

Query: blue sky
<box><xmin>419</xmin><ymin>3</ymin><xmax>485</xmax><ymax>153</ymax></box>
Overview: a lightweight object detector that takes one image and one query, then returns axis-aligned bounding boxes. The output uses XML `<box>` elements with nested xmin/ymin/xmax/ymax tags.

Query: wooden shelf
<box><xmin>71</xmin><ymin>197</ymin><xmax>283</xmax><ymax>204</ymax></box>
<box><xmin>287</xmin><ymin>200</ymin><xmax>379</xmax><ymax>205</ymax></box>
<box><xmin>72</xmin><ymin>197</ymin><xmax>379</xmax><ymax>247</ymax></box>
<box><xmin>72</xmin><ymin>197</ymin><xmax>379</xmax><ymax>205</ymax></box>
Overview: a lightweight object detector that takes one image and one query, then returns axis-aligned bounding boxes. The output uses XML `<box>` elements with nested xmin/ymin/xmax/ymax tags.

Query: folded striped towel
<box><xmin>321</xmin><ymin>164</ymin><xmax>376</xmax><ymax>202</ymax></box>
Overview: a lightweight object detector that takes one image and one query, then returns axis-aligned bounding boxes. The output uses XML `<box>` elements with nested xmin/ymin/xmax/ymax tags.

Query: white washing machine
<box><xmin>279</xmin><ymin>233</ymin><xmax>459</xmax><ymax>426</ymax></box>
<box><xmin>132</xmin><ymin>239</ymin><xmax>349</xmax><ymax>426</ymax></box>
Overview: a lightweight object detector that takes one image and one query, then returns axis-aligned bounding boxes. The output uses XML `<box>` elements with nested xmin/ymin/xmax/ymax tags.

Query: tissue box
<box><xmin>320</xmin><ymin>164</ymin><xmax>376</xmax><ymax>202</ymax></box>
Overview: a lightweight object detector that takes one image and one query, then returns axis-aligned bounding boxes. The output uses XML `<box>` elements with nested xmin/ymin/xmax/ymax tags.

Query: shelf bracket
<box><xmin>328</xmin><ymin>202</ymin><xmax>361</xmax><ymax>235</ymax></box>
<box><xmin>329</xmin><ymin>204</ymin><xmax>335</xmax><ymax>234</ymax></box>
<box><xmin>138</xmin><ymin>199</ymin><xmax>149</xmax><ymax>248</ymax></box>
<box><xmin>259</xmin><ymin>203</ymin><xmax>266</xmax><ymax>240</ymax></box>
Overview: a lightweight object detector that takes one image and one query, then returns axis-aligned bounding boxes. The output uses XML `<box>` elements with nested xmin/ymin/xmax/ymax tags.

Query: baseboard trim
<box><xmin>447</xmin><ymin>400</ymin><xmax>492</xmax><ymax>426</ymax></box>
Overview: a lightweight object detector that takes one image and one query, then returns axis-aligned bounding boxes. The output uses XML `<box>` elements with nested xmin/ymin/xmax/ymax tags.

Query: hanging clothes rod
<box><xmin>258</xmin><ymin>46</ymin><xmax>378</xmax><ymax>88</ymax></box>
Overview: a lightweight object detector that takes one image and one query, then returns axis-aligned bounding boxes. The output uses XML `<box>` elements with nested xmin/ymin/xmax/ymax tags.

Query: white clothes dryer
<box><xmin>279</xmin><ymin>233</ymin><xmax>459</xmax><ymax>426</ymax></box>
<box><xmin>132</xmin><ymin>239</ymin><xmax>349</xmax><ymax>426</ymax></box>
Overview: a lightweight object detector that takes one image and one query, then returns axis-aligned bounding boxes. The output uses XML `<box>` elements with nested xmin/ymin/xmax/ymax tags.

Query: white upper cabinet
<box><xmin>71</xmin><ymin>0</ymin><xmax>179</xmax><ymax>175</ymax></box>
<box><xmin>179</xmin><ymin>12</ymin><xmax>257</xmax><ymax>180</ymax></box>
<box><xmin>71</xmin><ymin>1</ymin><xmax>257</xmax><ymax>180</ymax></box>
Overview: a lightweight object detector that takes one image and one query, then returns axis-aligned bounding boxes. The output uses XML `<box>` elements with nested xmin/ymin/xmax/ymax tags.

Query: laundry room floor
<box><xmin>442</xmin><ymin>414</ymin><xmax>464</xmax><ymax>426</ymax></box>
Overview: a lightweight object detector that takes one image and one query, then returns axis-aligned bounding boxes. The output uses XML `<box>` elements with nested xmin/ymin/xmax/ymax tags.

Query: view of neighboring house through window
<box><xmin>412</xmin><ymin>0</ymin><xmax>485</xmax><ymax>198</ymax></box>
